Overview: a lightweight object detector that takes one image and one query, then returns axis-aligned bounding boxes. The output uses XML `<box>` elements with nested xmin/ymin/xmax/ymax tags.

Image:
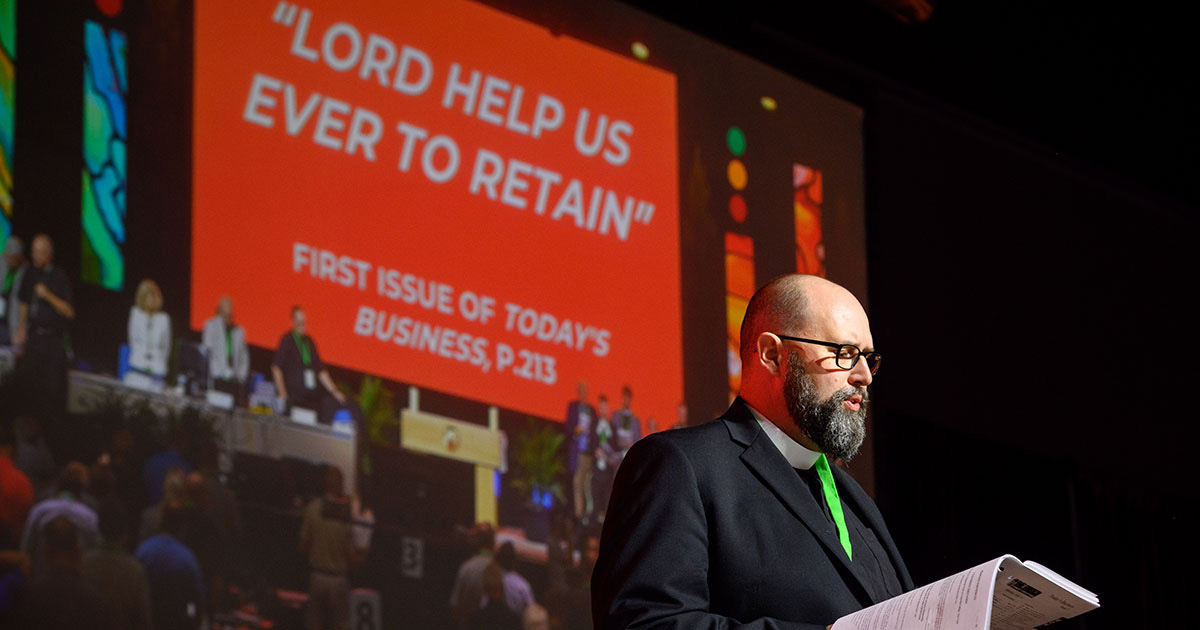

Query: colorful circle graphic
<box><xmin>96</xmin><ymin>0</ymin><xmax>123</xmax><ymax>17</ymax></box>
<box><xmin>729</xmin><ymin>195</ymin><xmax>747</xmax><ymax>223</ymax></box>
<box><xmin>727</xmin><ymin>160</ymin><xmax>747</xmax><ymax>191</ymax></box>
<box><xmin>726</xmin><ymin>127</ymin><xmax>746</xmax><ymax>157</ymax></box>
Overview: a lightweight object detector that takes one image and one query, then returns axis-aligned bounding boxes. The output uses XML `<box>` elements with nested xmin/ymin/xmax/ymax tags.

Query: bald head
<box><xmin>217</xmin><ymin>296</ymin><xmax>233</xmax><ymax>321</ymax></box>
<box><xmin>31</xmin><ymin>234</ymin><xmax>53</xmax><ymax>268</ymax></box>
<box><xmin>738</xmin><ymin>274</ymin><xmax>876</xmax><ymax>456</ymax></box>
<box><xmin>739</xmin><ymin>274</ymin><xmax>864</xmax><ymax>363</ymax></box>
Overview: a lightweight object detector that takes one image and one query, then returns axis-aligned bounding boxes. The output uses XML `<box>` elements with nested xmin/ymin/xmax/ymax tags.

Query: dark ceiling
<box><xmin>625</xmin><ymin>0</ymin><xmax>1197</xmax><ymax>210</ymax></box>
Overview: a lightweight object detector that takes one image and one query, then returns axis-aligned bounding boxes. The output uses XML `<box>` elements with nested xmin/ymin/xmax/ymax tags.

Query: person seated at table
<box><xmin>124</xmin><ymin>279</ymin><xmax>171</xmax><ymax>391</ymax></box>
<box><xmin>271</xmin><ymin>306</ymin><xmax>349</xmax><ymax>424</ymax></box>
<box><xmin>201</xmin><ymin>296</ymin><xmax>249</xmax><ymax>403</ymax></box>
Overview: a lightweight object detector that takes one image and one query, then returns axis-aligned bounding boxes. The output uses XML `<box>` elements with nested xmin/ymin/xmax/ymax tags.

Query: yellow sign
<box><xmin>400</xmin><ymin>409</ymin><xmax>502</xmax><ymax>469</ymax></box>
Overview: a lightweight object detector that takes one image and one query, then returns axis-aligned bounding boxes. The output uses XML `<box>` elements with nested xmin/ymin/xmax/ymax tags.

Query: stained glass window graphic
<box><xmin>1</xmin><ymin>0</ymin><xmax>15</xmax><ymax>245</ymax></box>
<box><xmin>82</xmin><ymin>19</ymin><xmax>127</xmax><ymax>290</ymax></box>
<box><xmin>793</xmin><ymin>163</ymin><xmax>825</xmax><ymax>276</ymax></box>
<box><xmin>724</xmin><ymin>232</ymin><xmax>754</xmax><ymax>402</ymax></box>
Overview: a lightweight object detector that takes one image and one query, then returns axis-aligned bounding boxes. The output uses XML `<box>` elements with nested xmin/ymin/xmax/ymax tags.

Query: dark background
<box><xmin>9</xmin><ymin>1</ymin><xmax>1196</xmax><ymax>628</ymax></box>
<box><xmin>622</xmin><ymin>2</ymin><xmax>1197</xmax><ymax>628</ymax></box>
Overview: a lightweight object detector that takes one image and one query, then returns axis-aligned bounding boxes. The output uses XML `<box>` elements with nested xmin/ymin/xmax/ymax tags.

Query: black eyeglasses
<box><xmin>774</xmin><ymin>334</ymin><xmax>882</xmax><ymax>375</ymax></box>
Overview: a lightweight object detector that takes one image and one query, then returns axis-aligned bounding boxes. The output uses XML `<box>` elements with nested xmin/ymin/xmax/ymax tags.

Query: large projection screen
<box><xmin>192</xmin><ymin>0</ymin><xmax>865</xmax><ymax>431</ymax></box>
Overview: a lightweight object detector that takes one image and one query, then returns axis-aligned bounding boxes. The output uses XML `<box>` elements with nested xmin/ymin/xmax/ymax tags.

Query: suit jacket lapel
<box><xmin>723</xmin><ymin>399</ymin><xmax>877</xmax><ymax>603</ymax></box>
<box><xmin>834</xmin><ymin>466</ymin><xmax>915</xmax><ymax>591</ymax></box>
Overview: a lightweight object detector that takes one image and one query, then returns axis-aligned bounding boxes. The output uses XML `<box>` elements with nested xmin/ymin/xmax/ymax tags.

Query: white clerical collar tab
<box><xmin>746</xmin><ymin>403</ymin><xmax>822</xmax><ymax>470</ymax></box>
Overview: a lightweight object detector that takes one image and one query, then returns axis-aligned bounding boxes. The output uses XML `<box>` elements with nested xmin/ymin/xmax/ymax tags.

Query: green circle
<box><xmin>726</xmin><ymin>127</ymin><xmax>746</xmax><ymax>156</ymax></box>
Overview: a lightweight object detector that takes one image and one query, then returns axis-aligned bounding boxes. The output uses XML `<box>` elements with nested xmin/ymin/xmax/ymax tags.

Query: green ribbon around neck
<box><xmin>293</xmin><ymin>331</ymin><xmax>311</xmax><ymax>366</ymax></box>
<box><xmin>814</xmin><ymin>453</ymin><xmax>852</xmax><ymax>561</ymax></box>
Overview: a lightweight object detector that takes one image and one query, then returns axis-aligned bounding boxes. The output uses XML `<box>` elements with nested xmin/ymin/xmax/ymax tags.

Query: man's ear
<box><xmin>755</xmin><ymin>332</ymin><xmax>783</xmax><ymax>376</ymax></box>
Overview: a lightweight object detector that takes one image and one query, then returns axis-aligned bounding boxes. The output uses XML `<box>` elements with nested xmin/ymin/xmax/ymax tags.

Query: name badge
<box><xmin>304</xmin><ymin>369</ymin><xmax>316</xmax><ymax>389</ymax></box>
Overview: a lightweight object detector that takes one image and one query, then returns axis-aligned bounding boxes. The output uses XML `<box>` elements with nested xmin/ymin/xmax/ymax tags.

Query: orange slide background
<box><xmin>192</xmin><ymin>0</ymin><xmax>682</xmax><ymax>425</ymax></box>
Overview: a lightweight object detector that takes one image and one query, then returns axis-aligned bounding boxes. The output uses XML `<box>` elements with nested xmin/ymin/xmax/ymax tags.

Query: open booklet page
<box><xmin>1022</xmin><ymin>561</ymin><xmax>1099</xmax><ymax>604</ymax></box>
<box><xmin>831</xmin><ymin>555</ymin><xmax>1100</xmax><ymax>630</ymax></box>
<box><xmin>990</xmin><ymin>557</ymin><xmax>1099</xmax><ymax>630</ymax></box>
<box><xmin>831</xmin><ymin>557</ymin><xmax>1002</xmax><ymax>630</ymax></box>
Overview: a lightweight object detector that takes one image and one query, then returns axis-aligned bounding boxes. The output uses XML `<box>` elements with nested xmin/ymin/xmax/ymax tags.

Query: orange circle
<box><xmin>727</xmin><ymin>160</ymin><xmax>747</xmax><ymax>190</ymax></box>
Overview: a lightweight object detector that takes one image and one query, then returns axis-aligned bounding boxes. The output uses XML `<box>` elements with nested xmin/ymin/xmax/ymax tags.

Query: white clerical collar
<box><xmin>746</xmin><ymin>403</ymin><xmax>822</xmax><ymax>470</ymax></box>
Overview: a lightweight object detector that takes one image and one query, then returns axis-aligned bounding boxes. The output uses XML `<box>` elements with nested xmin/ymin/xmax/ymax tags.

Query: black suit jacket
<box><xmin>591</xmin><ymin>398</ymin><xmax>913</xmax><ymax>629</ymax></box>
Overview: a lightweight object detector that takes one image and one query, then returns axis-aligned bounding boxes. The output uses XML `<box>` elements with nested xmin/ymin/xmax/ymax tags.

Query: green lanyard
<box><xmin>292</xmin><ymin>331</ymin><xmax>311</xmax><ymax>366</ymax></box>
<box><xmin>2</xmin><ymin>269</ymin><xmax>13</xmax><ymax>294</ymax></box>
<box><xmin>814</xmin><ymin>453</ymin><xmax>852</xmax><ymax>561</ymax></box>
<box><xmin>225</xmin><ymin>327</ymin><xmax>234</xmax><ymax>367</ymax></box>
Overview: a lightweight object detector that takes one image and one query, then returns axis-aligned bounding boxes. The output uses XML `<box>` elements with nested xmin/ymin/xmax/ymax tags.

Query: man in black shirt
<box><xmin>271</xmin><ymin>305</ymin><xmax>349</xmax><ymax>423</ymax></box>
<box><xmin>13</xmin><ymin>235</ymin><xmax>74</xmax><ymax>421</ymax></box>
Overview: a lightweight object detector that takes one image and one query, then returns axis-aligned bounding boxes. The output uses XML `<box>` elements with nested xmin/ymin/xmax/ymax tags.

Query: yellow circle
<box><xmin>727</xmin><ymin>160</ymin><xmax>748</xmax><ymax>190</ymax></box>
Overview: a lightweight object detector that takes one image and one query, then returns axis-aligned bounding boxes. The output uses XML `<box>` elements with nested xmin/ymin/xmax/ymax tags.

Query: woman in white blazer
<box><xmin>124</xmin><ymin>278</ymin><xmax>171</xmax><ymax>390</ymax></box>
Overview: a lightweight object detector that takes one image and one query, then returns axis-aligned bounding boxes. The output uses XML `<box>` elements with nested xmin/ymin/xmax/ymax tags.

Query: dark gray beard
<box><xmin>783</xmin><ymin>350</ymin><xmax>868</xmax><ymax>462</ymax></box>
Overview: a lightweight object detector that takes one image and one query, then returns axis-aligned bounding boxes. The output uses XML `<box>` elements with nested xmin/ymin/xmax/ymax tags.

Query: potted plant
<box><xmin>509</xmin><ymin>419</ymin><xmax>565</xmax><ymax>541</ymax></box>
<box><xmin>357</xmin><ymin>375</ymin><xmax>399</xmax><ymax>447</ymax></box>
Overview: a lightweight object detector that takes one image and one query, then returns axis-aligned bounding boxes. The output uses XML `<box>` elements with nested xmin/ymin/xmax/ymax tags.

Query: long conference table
<box><xmin>65</xmin><ymin>370</ymin><xmax>356</xmax><ymax>480</ymax></box>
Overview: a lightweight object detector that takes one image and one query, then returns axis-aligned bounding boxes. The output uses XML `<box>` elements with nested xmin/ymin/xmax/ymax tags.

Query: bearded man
<box><xmin>592</xmin><ymin>274</ymin><xmax>912</xmax><ymax>629</ymax></box>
